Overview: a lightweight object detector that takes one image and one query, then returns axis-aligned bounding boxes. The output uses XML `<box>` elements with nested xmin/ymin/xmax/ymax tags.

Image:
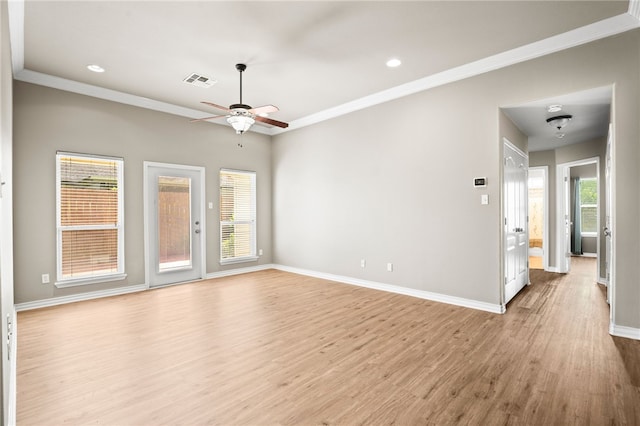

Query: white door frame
<box><xmin>604</xmin><ymin>122</ymin><xmax>615</xmax><ymax>325</ymax></box>
<box><xmin>143</xmin><ymin>161</ymin><xmax>206</xmax><ymax>288</ymax></box>
<box><xmin>555</xmin><ymin>157</ymin><xmax>600</xmax><ymax>275</ymax></box>
<box><xmin>528</xmin><ymin>166</ymin><xmax>549</xmax><ymax>271</ymax></box>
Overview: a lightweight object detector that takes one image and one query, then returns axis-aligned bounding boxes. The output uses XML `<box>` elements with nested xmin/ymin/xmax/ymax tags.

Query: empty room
<box><xmin>1</xmin><ymin>1</ymin><xmax>640</xmax><ymax>424</ymax></box>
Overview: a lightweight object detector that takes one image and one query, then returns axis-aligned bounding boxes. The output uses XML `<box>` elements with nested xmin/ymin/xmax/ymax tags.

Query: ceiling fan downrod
<box><xmin>231</xmin><ymin>63</ymin><xmax>250</xmax><ymax>110</ymax></box>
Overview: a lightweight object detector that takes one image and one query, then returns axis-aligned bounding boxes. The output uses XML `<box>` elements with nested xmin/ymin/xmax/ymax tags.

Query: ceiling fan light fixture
<box><xmin>546</xmin><ymin>114</ymin><xmax>573</xmax><ymax>130</ymax></box>
<box><xmin>227</xmin><ymin>115</ymin><xmax>255</xmax><ymax>134</ymax></box>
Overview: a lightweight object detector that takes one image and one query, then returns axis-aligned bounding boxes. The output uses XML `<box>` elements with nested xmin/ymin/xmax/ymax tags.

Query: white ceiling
<box><xmin>8</xmin><ymin>1</ymin><xmax>639</xmax><ymax>137</ymax></box>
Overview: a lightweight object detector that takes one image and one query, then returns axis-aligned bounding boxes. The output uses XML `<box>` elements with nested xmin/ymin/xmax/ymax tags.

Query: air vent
<box><xmin>182</xmin><ymin>73</ymin><xmax>216</xmax><ymax>88</ymax></box>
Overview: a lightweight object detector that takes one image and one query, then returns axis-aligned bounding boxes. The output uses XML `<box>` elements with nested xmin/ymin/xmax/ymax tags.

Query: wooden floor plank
<box><xmin>17</xmin><ymin>258</ymin><xmax>640</xmax><ymax>425</ymax></box>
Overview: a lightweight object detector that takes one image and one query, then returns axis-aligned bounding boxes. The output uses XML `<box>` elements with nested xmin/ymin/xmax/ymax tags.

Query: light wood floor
<box><xmin>17</xmin><ymin>258</ymin><xmax>640</xmax><ymax>425</ymax></box>
<box><xmin>529</xmin><ymin>256</ymin><xmax>543</xmax><ymax>270</ymax></box>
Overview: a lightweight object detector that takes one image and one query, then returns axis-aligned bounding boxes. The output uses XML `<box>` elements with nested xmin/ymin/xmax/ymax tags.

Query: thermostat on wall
<box><xmin>473</xmin><ymin>177</ymin><xmax>487</xmax><ymax>187</ymax></box>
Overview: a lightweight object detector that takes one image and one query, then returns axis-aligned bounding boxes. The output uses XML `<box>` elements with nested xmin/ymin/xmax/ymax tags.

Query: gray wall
<box><xmin>272</xmin><ymin>30</ymin><xmax>640</xmax><ymax>328</ymax></box>
<box><xmin>13</xmin><ymin>82</ymin><xmax>273</xmax><ymax>303</ymax></box>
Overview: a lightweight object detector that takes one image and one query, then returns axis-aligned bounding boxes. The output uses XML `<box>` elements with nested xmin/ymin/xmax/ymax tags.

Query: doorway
<box><xmin>556</xmin><ymin>157</ymin><xmax>600</xmax><ymax>278</ymax></box>
<box><xmin>144</xmin><ymin>162</ymin><xmax>206</xmax><ymax>287</ymax></box>
<box><xmin>528</xmin><ymin>167</ymin><xmax>548</xmax><ymax>270</ymax></box>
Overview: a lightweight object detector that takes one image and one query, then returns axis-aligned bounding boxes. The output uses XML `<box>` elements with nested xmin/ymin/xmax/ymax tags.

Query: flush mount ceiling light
<box><xmin>386</xmin><ymin>58</ymin><xmax>402</xmax><ymax>68</ymax></box>
<box><xmin>87</xmin><ymin>64</ymin><xmax>105</xmax><ymax>73</ymax></box>
<box><xmin>546</xmin><ymin>114</ymin><xmax>573</xmax><ymax>130</ymax></box>
<box><xmin>547</xmin><ymin>104</ymin><xmax>563</xmax><ymax>113</ymax></box>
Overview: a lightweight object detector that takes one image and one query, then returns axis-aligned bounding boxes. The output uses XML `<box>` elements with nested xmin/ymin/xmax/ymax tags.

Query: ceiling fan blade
<box><xmin>249</xmin><ymin>104</ymin><xmax>279</xmax><ymax>115</ymax></box>
<box><xmin>201</xmin><ymin>101</ymin><xmax>230</xmax><ymax>112</ymax></box>
<box><xmin>255</xmin><ymin>115</ymin><xmax>289</xmax><ymax>129</ymax></box>
<box><xmin>190</xmin><ymin>115</ymin><xmax>226</xmax><ymax>123</ymax></box>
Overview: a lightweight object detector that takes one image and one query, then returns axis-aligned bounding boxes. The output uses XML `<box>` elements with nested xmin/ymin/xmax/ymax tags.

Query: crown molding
<box><xmin>7</xmin><ymin>0</ymin><xmax>24</xmax><ymax>74</ymax></box>
<box><xmin>8</xmin><ymin>0</ymin><xmax>640</xmax><ymax>137</ymax></box>
<box><xmin>275</xmin><ymin>12</ymin><xmax>640</xmax><ymax>135</ymax></box>
<box><xmin>13</xmin><ymin>69</ymin><xmax>274</xmax><ymax>135</ymax></box>
<box><xmin>629</xmin><ymin>0</ymin><xmax>640</xmax><ymax>20</ymax></box>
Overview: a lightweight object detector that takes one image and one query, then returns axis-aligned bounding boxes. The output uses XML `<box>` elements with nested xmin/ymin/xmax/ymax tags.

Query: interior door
<box><xmin>145</xmin><ymin>162</ymin><xmax>205</xmax><ymax>287</ymax></box>
<box><xmin>504</xmin><ymin>139</ymin><xmax>529</xmax><ymax>304</ymax></box>
<box><xmin>563</xmin><ymin>166</ymin><xmax>572</xmax><ymax>273</ymax></box>
<box><xmin>604</xmin><ymin>124</ymin><xmax>613</xmax><ymax>304</ymax></box>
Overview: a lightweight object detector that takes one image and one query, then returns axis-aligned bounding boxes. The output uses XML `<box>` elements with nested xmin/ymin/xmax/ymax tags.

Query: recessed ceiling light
<box><xmin>87</xmin><ymin>64</ymin><xmax>105</xmax><ymax>73</ymax></box>
<box><xmin>547</xmin><ymin>104</ymin><xmax>562</xmax><ymax>113</ymax></box>
<box><xmin>386</xmin><ymin>58</ymin><xmax>402</xmax><ymax>68</ymax></box>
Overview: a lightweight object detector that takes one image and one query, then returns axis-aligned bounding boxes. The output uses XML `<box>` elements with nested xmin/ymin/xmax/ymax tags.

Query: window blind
<box><xmin>219</xmin><ymin>169</ymin><xmax>256</xmax><ymax>262</ymax></box>
<box><xmin>579</xmin><ymin>178</ymin><xmax>597</xmax><ymax>234</ymax></box>
<box><xmin>57</xmin><ymin>153</ymin><xmax>124</xmax><ymax>281</ymax></box>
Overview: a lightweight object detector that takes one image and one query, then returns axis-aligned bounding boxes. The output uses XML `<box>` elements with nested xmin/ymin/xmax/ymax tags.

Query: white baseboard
<box><xmin>272</xmin><ymin>264</ymin><xmax>504</xmax><ymax>314</ymax></box>
<box><xmin>609</xmin><ymin>323</ymin><xmax>640</xmax><ymax>340</ymax></box>
<box><xmin>205</xmin><ymin>264</ymin><xmax>275</xmax><ymax>280</ymax></box>
<box><xmin>14</xmin><ymin>264</ymin><xmax>277</xmax><ymax>312</ymax></box>
<box><xmin>581</xmin><ymin>252</ymin><xmax>598</xmax><ymax>258</ymax></box>
<box><xmin>15</xmin><ymin>284</ymin><xmax>147</xmax><ymax>312</ymax></box>
<box><xmin>546</xmin><ymin>266</ymin><xmax>562</xmax><ymax>273</ymax></box>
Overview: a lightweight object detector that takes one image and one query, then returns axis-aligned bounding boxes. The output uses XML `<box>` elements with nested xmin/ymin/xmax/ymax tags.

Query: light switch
<box><xmin>208</xmin><ymin>202</ymin><xmax>213</xmax><ymax>209</ymax></box>
<box><xmin>481</xmin><ymin>194</ymin><xmax>489</xmax><ymax>205</ymax></box>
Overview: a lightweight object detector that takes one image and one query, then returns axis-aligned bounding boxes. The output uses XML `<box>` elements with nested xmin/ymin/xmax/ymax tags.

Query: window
<box><xmin>56</xmin><ymin>153</ymin><xmax>125</xmax><ymax>287</ymax></box>
<box><xmin>219</xmin><ymin>169</ymin><xmax>256</xmax><ymax>264</ymax></box>
<box><xmin>579</xmin><ymin>178</ymin><xmax>597</xmax><ymax>235</ymax></box>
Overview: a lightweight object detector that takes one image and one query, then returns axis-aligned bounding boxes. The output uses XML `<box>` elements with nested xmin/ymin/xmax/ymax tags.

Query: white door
<box><xmin>604</xmin><ymin>124</ymin><xmax>613</xmax><ymax>304</ymax></box>
<box><xmin>504</xmin><ymin>139</ymin><xmax>529</xmax><ymax>304</ymax></box>
<box><xmin>144</xmin><ymin>162</ymin><xmax>206</xmax><ymax>287</ymax></box>
<box><xmin>562</xmin><ymin>167</ymin><xmax>573</xmax><ymax>273</ymax></box>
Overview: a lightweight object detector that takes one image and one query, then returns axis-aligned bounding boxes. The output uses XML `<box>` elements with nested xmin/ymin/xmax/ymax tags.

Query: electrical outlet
<box><xmin>41</xmin><ymin>274</ymin><xmax>50</xmax><ymax>284</ymax></box>
<box><xmin>258</xmin><ymin>249</ymin><xmax>263</xmax><ymax>256</ymax></box>
<box><xmin>387</xmin><ymin>263</ymin><xmax>393</xmax><ymax>272</ymax></box>
<box><xmin>360</xmin><ymin>259</ymin><xmax>366</xmax><ymax>268</ymax></box>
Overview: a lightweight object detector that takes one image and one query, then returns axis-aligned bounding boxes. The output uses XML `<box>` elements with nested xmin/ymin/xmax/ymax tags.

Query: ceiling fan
<box><xmin>191</xmin><ymin>63</ymin><xmax>289</xmax><ymax>134</ymax></box>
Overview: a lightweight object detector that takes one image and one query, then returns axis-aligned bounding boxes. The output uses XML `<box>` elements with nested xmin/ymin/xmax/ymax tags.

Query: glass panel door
<box><xmin>144</xmin><ymin>162</ymin><xmax>205</xmax><ymax>287</ymax></box>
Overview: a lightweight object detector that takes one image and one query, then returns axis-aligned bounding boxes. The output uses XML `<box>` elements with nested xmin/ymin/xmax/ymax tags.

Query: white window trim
<box><xmin>219</xmin><ymin>168</ymin><xmax>257</xmax><ymax>265</ymax></box>
<box><xmin>55</xmin><ymin>152</ymin><xmax>126</xmax><ymax>287</ymax></box>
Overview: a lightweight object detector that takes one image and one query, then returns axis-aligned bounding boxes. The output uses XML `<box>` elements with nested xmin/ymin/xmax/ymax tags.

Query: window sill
<box><xmin>55</xmin><ymin>273</ymin><xmax>127</xmax><ymax>288</ymax></box>
<box><xmin>219</xmin><ymin>256</ymin><xmax>259</xmax><ymax>266</ymax></box>
<box><xmin>581</xmin><ymin>232</ymin><xmax>597</xmax><ymax>238</ymax></box>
